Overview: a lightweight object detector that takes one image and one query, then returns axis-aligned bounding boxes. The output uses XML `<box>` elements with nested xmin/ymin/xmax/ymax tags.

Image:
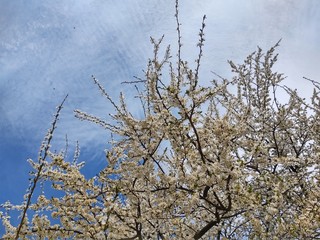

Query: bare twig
<box><xmin>303</xmin><ymin>76</ymin><xmax>320</xmax><ymax>90</ymax></box>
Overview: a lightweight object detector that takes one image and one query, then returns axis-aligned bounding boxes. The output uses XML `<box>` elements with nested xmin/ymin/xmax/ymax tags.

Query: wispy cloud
<box><xmin>0</xmin><ymin>0</ymin><xmax>319</xmax><ymax>156</ymax></box>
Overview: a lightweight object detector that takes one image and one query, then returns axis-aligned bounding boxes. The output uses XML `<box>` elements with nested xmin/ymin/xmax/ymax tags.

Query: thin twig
<box><xmin>121</xmin><ymin>76</ymin><xmax>147</xmax><ymax>85</ymax></box>
<box><xmin>15</xmin><ymin>95</ymin><xmax>68</xmax><ymax>239</ymax></box>
<box><xmin>175</xmin><ymin>0</ymin><xmax>182</xmax><ymax>87</ymax></box>
<box><xmin>194</xmin><ymin>14</ymin><xmax>206</xmax><ymax>85</ymax></box>
<box><xmin>303</xmin><ymin>76</ymin><xmax>320</xmax><ymax>90</ymax></box>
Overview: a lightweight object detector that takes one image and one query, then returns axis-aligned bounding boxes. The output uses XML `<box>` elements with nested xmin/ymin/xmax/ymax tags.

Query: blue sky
<box><xmin>0</xmin><ymin>0</ymin><xmax>319</xmax><ymax>234</ymax></box>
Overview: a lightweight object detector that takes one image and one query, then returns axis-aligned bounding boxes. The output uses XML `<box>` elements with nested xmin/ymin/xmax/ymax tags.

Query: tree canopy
<box><xmin>1</xmin><ymin>2</ymin><xmax>320</xmax><ymax>239</ymax></box>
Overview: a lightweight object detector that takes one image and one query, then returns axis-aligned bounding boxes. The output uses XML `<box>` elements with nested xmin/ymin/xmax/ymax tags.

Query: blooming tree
<box><xmin>1</xmin><ymin>2</ymin><xmax>320</xmax><ymax>239</ymax></box>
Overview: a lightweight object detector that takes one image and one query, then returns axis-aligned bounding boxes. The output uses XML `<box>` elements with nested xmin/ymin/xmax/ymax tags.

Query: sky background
<box><xmin>0</xmin><ymin>0</ymin><xmax>319</xmax><ymax>233</ymax></box>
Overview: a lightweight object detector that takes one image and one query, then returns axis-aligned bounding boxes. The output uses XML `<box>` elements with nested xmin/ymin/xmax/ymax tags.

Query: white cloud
<box><xmin>0</xmin><ymin>0</ymin><xmax>319</xmax><ymax>160</ymax></box>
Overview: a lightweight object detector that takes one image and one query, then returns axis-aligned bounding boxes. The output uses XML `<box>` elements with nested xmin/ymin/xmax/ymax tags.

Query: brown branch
<box><xmin>194</xmin><ymin>219</ymin><xmax>220</xmax><ymax>240</ymax></box>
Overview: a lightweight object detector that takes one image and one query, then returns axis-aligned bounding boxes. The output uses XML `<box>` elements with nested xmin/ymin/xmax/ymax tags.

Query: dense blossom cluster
<box><xmin>1</xmin><ymin>4</ymin><xmax>320</xmax><ymax>239</ymax></box>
